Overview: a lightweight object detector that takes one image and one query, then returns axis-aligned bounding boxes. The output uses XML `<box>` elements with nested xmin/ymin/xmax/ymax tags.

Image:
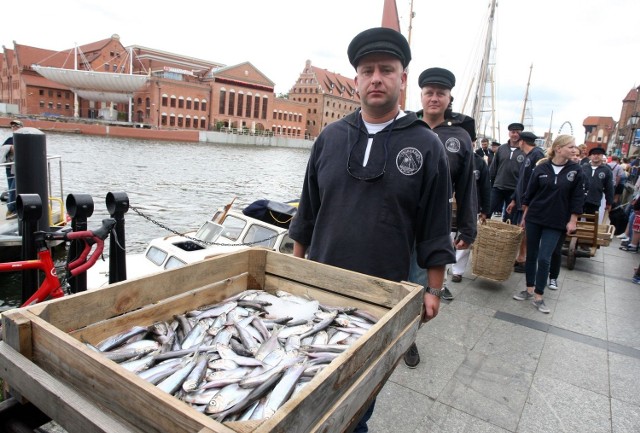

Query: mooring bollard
<box><xmin>106</xmin><ymin>191</ymin><xmax>129</xmax><ymax>284</ymax></box>
<box><xmin>66</xmin><ymin>193</ymin><xmax>94</xmax><ymax>293</ymax></box>
<box><xmin>13</xmin><ymin>128</ymin><xmax>50</xmax><ymax>234</ymax></box>
<box><xmin>17</xmin><ymin>194</ymin><xmax>42</xmax><ymax>304</ymax></box>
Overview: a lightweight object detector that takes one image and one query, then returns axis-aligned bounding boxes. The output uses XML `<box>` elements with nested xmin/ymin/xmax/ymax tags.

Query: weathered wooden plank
<box><xmin>28</xmin><ymin>251</ymin><xmax>251</xmax><ymax>332</ymax></box>
<box><xmin>264</xmin><ymin>274</ymin><xmax>391</xmax><ymax>319</ymax></box>
<box><xmin>70</xmin><ymin>273</ymin><xmax>248</xmax><ymax>344</ymax></box>
<box><xmin>23</xmin><ymin>312</ymin><xmax>236</xmax><ymax>433</ymax></box>
<box><xmin>309</xmin><ymin>319</ymin><xmax>419</xmax><ymax>433</ymax></box>
<box><xmin>264</xmin><ymin>253</ymin><xmax>410</xmax><ymax>309</ymax></box>
<box><xmin>0</xmin><ymin>341</ymin><xmax>144</xmax><ymax>433</ymax></box>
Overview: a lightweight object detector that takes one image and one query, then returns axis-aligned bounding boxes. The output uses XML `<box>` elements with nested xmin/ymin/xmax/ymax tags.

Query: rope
<box><xmin>129</xmin><ymin>205</ymin><xmax>285</xmax><ymax>247</ymax></box>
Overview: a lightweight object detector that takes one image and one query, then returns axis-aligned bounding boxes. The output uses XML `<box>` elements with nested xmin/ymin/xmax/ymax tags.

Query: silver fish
<box><xmin>263</xmin><ymin>362</ymin><xmax>307</xmax><ymax>418</ymax></box>
<box><xmin>182</xmin><ymin>355</ymin><xmax>209</xmax><ymax>392</ymax></box>
<box><xmin>97</xmin><ymin>325</ymin><xmax>149</xmax><ymax>352</ymax></box>
<box><xmin>157</xmin><ymin>358</ymin><xmax>196</xmax><ymax>395</ymax></box>
<box><xmin>206</xmin><ymin>383</ymin><xmax>253</xmax><ymax>414</ymax></box>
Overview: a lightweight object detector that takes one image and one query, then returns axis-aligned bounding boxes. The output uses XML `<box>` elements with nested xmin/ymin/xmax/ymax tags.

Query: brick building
<box><xmin>582</xmin><ymin>116</ymin><xmax>616</xmax><ymax>153</ymax></box>
<box><xmin>0</xmin><ymin>35</ymin><xmax>306</xmax><ymax>137</ymax></box>
<box><xmin>289</xmin><ymin>60</ymin><xmax>360</xmax><ymax>139</ymax></box>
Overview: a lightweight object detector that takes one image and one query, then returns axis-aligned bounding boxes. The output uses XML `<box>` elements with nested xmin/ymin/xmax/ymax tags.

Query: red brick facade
<box><xmin>289</xmin><ymin>60</ymin><xmax>360</xmax><ymax>138</ymax></box>
<box><xmin>0</xmin><ymin>35</ymin><xmax>307</xmax><ymax>138</ymax></box>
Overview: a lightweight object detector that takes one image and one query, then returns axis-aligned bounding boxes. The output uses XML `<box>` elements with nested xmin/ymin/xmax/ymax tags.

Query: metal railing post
<box><xmin>106</xmin><ymin>192</ymin><xmax>129</xmax><ymax>284</ymax></box>
<box><xmin>66</xmin><ymin>193</ymin><xmax>94</xmax><ymax>293</ymax></box>
<box><xmin>17</xmin><ymin>194</ymin><xmax>42</xmax><ymax>304</ymax></box>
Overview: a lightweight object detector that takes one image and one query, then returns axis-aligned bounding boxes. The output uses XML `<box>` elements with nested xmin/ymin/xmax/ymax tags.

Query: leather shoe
<box><xmin>451</xmin><ymin>274</ymin><xmax>462</xmax><ymax>283</ymax></box>
<box><xmin>514</xmin><ymin>262</ymin><xmax>526</xmax><ymax>273</ymax></box>
<box><xmin>404</xmin><ymin>343</ymin><xmax>420</xmax><ymax>368</ymax></box>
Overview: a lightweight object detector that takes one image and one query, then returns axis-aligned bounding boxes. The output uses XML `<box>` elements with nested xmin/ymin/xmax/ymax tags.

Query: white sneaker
<box><xmin>548</xmin><ymin>279</ymin><xmax>558</xmax><ymax>290</ymax></box>
<box><xmin>617</xmin><ymin>233</ymin><xmax>629</xmax><ymax>240</ymax></box>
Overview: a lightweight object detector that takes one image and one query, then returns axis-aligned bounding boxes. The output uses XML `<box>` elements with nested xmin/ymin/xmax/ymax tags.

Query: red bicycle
<box><xmin>0</xmin><ymin>218</ymin><xmax>116</xmax><ymax>307</ymax></box>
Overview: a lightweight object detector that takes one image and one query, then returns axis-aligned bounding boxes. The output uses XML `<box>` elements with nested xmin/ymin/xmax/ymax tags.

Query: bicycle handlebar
<box><xmin>64</xmin><ymin>218</ymin><xmax>117</xmax><ymax>276</ymax></box>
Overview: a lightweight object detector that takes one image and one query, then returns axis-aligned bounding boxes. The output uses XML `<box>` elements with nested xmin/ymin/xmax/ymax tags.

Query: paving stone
<box><xmin>537</xmin><ymin>334</ymin><xmax>609</xmax><ymax>396</ymax></box>
<box><xmin>609</xmin><ymin>352</ymin><xmax>640</xmax><ymax>406</ymax></box>
<box><xmin>611</xmin><ymin>398</ymin><xmax>640</xmax><ymax>433</ymax></box>
<box><xmin>368</xmin><ymin>380</ymin><xmax>435</xmax><ymax>433</ymax></box>
<box><xmin>607</xmin><ymin>312</ymin><xmax>640</xmax><ymax>351</ymax></box>
<box><xmin>518</xmin><ymin>374</ymin><xmax>611</xmax><ymax>433</ymax></box>
<box><xmin>557</xmin><ymin>279</ymin><xmax>605</xmax><ymax>311</ymax></box>
<box><xmin>551</xmin><ymin>300</ymin><xmax>607</xmax><ymax>340</ymax></box>
<box><xmin>424</xmin><ymin>302</ymin><xmax>493</xmax><ymax>350</ymax></box>
<box><xmin>417</xmin><ymin>401</ymin><xmax>511</xmax><ymax>433</ymax></box>
<box><xmin>438</xmin><ymin>352</ymin><xmax>532</xmax><ymax>431</ymax></box>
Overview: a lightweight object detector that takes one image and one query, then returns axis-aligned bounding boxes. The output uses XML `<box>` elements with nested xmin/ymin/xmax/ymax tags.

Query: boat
<box><xmin>87</xmin><ymin>198</ymin><xmax>298</xmax><ymax>288</ymax></box>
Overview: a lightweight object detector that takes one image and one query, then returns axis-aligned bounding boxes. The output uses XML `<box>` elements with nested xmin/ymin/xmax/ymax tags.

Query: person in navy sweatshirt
<box><xmin>513</xmin><ymin>135</ymin><xmax>585</xmax><ymax>313</ymax></box>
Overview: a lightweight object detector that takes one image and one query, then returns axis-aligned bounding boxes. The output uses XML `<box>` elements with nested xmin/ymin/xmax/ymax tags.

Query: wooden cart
<box><xmin>0</xmin><ymin>248</ymin><xmax>423</xmax><ymax>433</ymax></box>
<box><xmin>563</xmin><ymin>212</ymin><xmax>614</xmax><ymax>270</ymax></box>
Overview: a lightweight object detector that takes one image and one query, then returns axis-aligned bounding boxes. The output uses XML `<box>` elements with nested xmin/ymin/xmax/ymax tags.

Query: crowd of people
<box><xmin>286</xmin><ymin>26</ymin><xmax>639</xmax><ymax>432</ymax></box>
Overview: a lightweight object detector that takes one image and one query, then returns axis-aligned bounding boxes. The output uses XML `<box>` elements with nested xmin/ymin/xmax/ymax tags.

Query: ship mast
<box><xmin>520</xmin><ymin>63</ymin><xmax>533</xmax><ymax>129</ymax></box>
<box><xmin>470</xmin><ymin>0</ymin><xmax>498</xmax><ymax>140</ymax></box>
<box><xmin>381</xmin><ymin>0</ymin><xmax>413</xmax><ymax>110</ymax></box>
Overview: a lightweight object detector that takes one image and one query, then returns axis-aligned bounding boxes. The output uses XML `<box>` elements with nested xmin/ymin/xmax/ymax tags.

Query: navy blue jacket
<box><xmin>489</xmin><ymin>143</ymin><xmax>525</xmax><ymax>190</ymax></box>
<box><xmin>523</xmin><ymin>160</ymin><xmax>585</xmax><ymax>231</ymax></box>
<box><xmin>289</xmin><ymin>109</ymin><xmax>455</xmax><ymax>282</ymax></box>
<box><xmin>582</xmin><ymin>163</ymin><xmax>614</xmax><ymax>206</ymax></box>
<box><xmin>512</xmin><ymin>146</ymin><xmax>545</xmax><ymax>209</ymax></box>
<box><xmin>415</xmin><ymin>110</ymin><xmax>478</xmax><ymax>245</ymax></box>
<box><xmin>473</xmin><ymin>153</ymin><xmax>491</xmax><ymax>215</ymax></box>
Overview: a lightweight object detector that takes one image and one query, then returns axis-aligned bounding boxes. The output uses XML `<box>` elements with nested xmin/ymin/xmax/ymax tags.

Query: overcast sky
<box><xmin>3</xmin><ymin>0</ymin><xmax>639</xmax><ymax>143</ymax></box>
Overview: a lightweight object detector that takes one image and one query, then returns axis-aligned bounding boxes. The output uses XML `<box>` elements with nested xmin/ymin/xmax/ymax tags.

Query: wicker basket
<box><xmin>472</xmin><ymin>219</ymin><xmax>524</xmax><ymax>281</ymax></box>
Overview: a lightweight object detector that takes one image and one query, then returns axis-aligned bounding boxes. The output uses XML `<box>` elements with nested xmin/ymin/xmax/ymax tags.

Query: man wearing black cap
<box><xmin>489</xmin><ymin>141</ymin><xmax>500</xmax><ymax>166</ymax></box>
<box><xmin>506</xmin><ymin>132</ymin><xmax>545</xmax><ymax>271</ymax></box>
<box><xmin>1</xmin><ymin>120</ymin><xmax>23</xmax><ymax>219</ymax></box>
<box><xmin>289</xmin><ymin>28</ymin><xmax>454</xmax><ymax>432</ymax></box>
<box><xmin>489</xmin><ymin>122</ymin><xmax>525</xmax><ymax>223</ymax></box>
<box><xmin>409</xmin><ymin>67</ymin><xmax>477</xmax><ymax>304</ymax></box>
<box><xmin>582</xmin><ymin>147</ymin><xmax>613</xmax><ymax>215</ymax></box>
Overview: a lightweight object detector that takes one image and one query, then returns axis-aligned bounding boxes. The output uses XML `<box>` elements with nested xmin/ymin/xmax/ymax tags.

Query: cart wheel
<box><xmin>567</xmin><ymin>237</ymin><xmax>577</xmax><ymax>270</ymax></box>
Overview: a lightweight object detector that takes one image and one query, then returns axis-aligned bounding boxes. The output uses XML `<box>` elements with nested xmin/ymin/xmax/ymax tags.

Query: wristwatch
<box><xmin>426</xmin><ymin>287</ymin><xmax>443</xmax><ymax>298</ymax></box>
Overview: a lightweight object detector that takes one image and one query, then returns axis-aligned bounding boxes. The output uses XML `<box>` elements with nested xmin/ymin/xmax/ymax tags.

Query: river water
<box><xmin>0</xmin><ymin>132</ymin><xmax>311</xmax><ymax>309</ymax></box>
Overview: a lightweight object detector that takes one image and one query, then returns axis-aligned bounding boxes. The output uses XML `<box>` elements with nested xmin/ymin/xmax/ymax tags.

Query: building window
<box><xmin>48</xmin><ymin>90</ymin><xmax>53</xmax><ymax>97</ymax></box>
<box><xmin>161</xmin><ymin>114</ymin><xmax>167</xmax><ymax>126</ymax></box>
<box><xmin>178</xmin><ymin>116</ymin><xmax>183</xmax><ymax>127</ymax></box>
<box><xmin>113</xmin><ymin>65</ymin><xmax>117</xmax><ymax>72</ymax></box>
<box><xmin>162</xmin><ymin>95</ymin><xmax>168</xmax><ymax>106</ymax></box>
<box><xmin>66</xmin><ymin>92</ymin><xmax>71</xmax><ymax>99</ymax></box>
<box><xmin>186</xmin><ymin>99</ymin><xmax>192</xmax><ymax>109</ymax></box>
<box><xmin>186</xmin><ymin>117</ymin><xmax>191</xmax><ymax>128</ymax></box>
<box><xmin>170</xmin><ymin>115</ymin><xmax>175</xmax><ymax>127</ymax></box>
<box><xmin>273</xmin><ymin>110</ymin><xmax>277</xmax><ymax>120</ymax></box>
<box><xmin>219</xmin><ymin>91</ymin><xmax>226</xmax><ymax>114</ymax></box>
<box><xmin>146</xmin><ymin>97</ymin><xmax>150</xmax><ymax>108</ymax></box>
<box><xmin>48</xmin><ymin>102</ymin><xmax>54</xmax><ymax>109</ymax></box>
<box><xmin>237</xmin><ymin>94</ymin><xmax>244</xmax><ymax>117</ymax></box>
<box><xmin>254</xmin><ymin>96</ymin><xmax>260</xmax><ymax>118</ymax></box>
<box><xmin>104</xmin><ymin>64</ymin><xmax>109</xmax><ymax>71</ymax></box>
<box><xmin>278</xmin><ymin>112</ymin><xmax>282</xmax><ymax>120</ymax></box>
<box><xmin>39</xmin><ymin>101</ymin><xmax>44</xmax><ymax>108</ymax></box>
<box><xmin>56</xmin><ymin>103</ymin><xmax>62</xmax><ymax>109</ymax></box>
<box><xmin>201</xmin><ymin>100</ymin><xmax>207</xmax><ymax>111</ymax></box>
<box><xmin>200</xmin><ymin>118</ymin><xmax>206</xmax><ymax>128</ymax></box>
<box><xmin>194</xmin><ymin>99</ymin><xmax>200</xmax><ymax>111</ymax></box>
<box><xmin>178</xmin><ymin>98</ymin><xmax>184</xmax><ymax>109</ymax></box>
<box><xmin>39</xmin><ymin>89</ymin><xmax>44</xmax><ymax>96</ymax></box>
<box><xmin>228</xmin><ymin>92</ymin><xmax>235</xmax><ymax>116</ymax></box>
<box><xmin>246</xmin><ymin>96</ymin><xmax>252</xmax><ymax>117</ymax></box>
<box><xmin>170</xmin><ymin>96</ymin><xmax>176</xmax><ymax>108</ymax></box>
<box><xmin>262</xmin><ymin>97</ymin><xmax>267</xmax><ymax>120</ymax></box>
<box><xmin>57</xmin><ymin>91</ymin><xmax>62</xmax><ymax>98</ymax></box>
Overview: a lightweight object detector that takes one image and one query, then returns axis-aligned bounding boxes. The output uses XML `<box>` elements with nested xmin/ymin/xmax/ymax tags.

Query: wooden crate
<box><xmin>0</xmin><ymin>248</ymin><xmax>423</xmax><ymax>433</ymax></box>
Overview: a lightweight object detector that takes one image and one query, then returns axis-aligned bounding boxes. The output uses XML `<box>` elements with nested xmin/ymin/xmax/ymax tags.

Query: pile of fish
<box><xmin>90</xmin><ymin>289</ymin><xmax>378</xmax><ymax>423</ymax></box>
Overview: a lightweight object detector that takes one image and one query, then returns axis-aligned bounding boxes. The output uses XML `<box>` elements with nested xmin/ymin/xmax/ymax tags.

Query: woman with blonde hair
<box><xmin>513</xmin><ymin>135</ymin><xmax>585</xmax><ymax>313</ymax></box>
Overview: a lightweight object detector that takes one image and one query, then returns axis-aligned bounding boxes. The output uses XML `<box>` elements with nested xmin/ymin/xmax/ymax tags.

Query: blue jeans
<box><xmin>525</xmin><ymin>222</ymin><xmax>563</xmax><ymax>295</ymax></box>
<box><xmin>5</xmin><ymin>167</ymin><xmax>15</xmax><ymax>213</ymax></box>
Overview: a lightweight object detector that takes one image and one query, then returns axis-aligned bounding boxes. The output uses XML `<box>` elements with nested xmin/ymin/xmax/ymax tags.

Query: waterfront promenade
<box><xmin>370</xmin><ymin>235</ymin><xmax>640</xmax><ymax>433</ymax></box>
